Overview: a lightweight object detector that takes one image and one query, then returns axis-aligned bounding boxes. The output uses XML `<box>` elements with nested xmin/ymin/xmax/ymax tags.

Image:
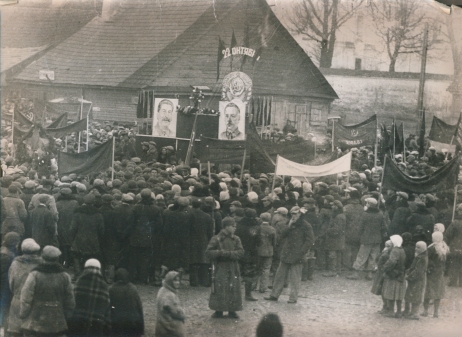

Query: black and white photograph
<box><xmin>1</xmin><ymin>0</ymin><xmax>462</xmax><ymax>336</ymax></box>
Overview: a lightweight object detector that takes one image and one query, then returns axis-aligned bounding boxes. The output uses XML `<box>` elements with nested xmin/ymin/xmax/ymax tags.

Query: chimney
<box><xmin>102</xmin><ymin>0</ymin><xmax>119</xmax><ymax>22</ymax></box>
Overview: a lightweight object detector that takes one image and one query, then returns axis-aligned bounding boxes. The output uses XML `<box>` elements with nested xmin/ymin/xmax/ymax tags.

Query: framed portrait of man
<box><xmin>152</xmin><ymin>98</ymin><xmax>178</xmax><ymax>138</ymax></box>
<box><xmin>218</xmin><ymin>100</ymin><xmax>246</xmax><ymax>140</ymax></box>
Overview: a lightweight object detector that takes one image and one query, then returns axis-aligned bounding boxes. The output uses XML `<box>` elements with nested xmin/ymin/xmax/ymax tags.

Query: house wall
<box><xmin>323</xmin><ymin>74</ymin><xmax>454</xmax><ymax>128</ymax></box>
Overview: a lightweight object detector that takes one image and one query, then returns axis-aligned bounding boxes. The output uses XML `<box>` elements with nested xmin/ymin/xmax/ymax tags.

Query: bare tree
<box><xmin>368</xmin><ymin>0</ymin><xmax>441</xmax><ymax>73</ymax></box>
<box><xmin>287</xmin><ymin>0</ymin><xmax>365</xmax><ymax>68</ymax></box>
<box><xmin>444</xmin><ymin>6</ymin><xmax>462</xmax><ymax>115</ymax></box>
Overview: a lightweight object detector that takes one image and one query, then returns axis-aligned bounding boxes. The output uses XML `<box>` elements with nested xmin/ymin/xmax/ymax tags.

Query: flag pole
<box><xmin>111</xmin><ymin>136</ymin><xmax>115</xmax><ymax>181</ymax></box>
<box><xmin>78</xmin><ymin>95</ymin><xmax>84</xmax><ymax>153</ymax></box>
<box><xmin>393</xmin><ymin>119</ymin><xmax>396</xmax><ymax>158</ymax></box>
<box><xmin>374</xmin><ymin>116</ymin><xmax>378</xmax><ymax>169</ymax></box>
<box><xmin>11</xmin><ymin>106</ymin><xmax>15</xmax><ymax>158</ymax></box>
<box><xmin>378</xmin><ymin>155</ymin><xmax>387</xmax><ymax>208</ymax></box>
<box><xmin>208</xmin><ymin>161</ymin><xmax>212</xmax><ymax>184</ymax></box>
<box><xmin>86</xmin><ymin>110</ymin><xmax>89</xmax><ymax>152</ymax></box>
<box><xmin>240</xmin><ymin>145</ymin><xmax>246</xmax><ymax>182</ymax></box>
<box><xmin>452</xmin><ymin>184</ymin><xmax>458</xmax><ymax>222</ymax></box>
<box><xmin>403</xmin><ymin>123</ymin><xmax>406</xmax><ymax>162</ymax></box>
<box><xmin>331</xmin><ymin>119</ymin><xmax>335</xmax><ymax>152</ymax></box>
<box><xmin>271</xmin><ymin>155</ymin><xmax>279</xmax><ymax>192</ymax></box>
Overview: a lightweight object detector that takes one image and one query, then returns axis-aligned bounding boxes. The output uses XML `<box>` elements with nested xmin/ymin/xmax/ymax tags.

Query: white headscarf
<box><xmin>390</xmin><ymin>235</ymin><xmax>403</xmax><ymax>248</ymax></box>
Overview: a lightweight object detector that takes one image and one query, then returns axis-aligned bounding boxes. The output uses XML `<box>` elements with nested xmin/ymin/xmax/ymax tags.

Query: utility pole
<box><xmin>416</xmin><ymin>24</ymin><xmax>429</xmax><ymax>134</ymax></box>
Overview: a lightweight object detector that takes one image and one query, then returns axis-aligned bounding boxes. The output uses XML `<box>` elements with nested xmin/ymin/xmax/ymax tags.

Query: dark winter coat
<box><xmin>19</xmin><ymin>262</ymin><xmax>75</xmax><ymax>334</ymax></box>
<box><xmin>406</xmin><ymin>207</ymin><xmax>435</xmax><ymax>245</ymax></box>
<box><xmin>258</xmin><ymin>222</ymin><xmax>277</xmax><ymax>257</ymax></box>
<box><xmin>446</xmin><ymin>218</ymin><xmax>462</xmax><ymax>252</ymax></box>
<box><xmin>162</xmin><ymin>206</ymin><xmax>193</xmax><ymax>270</ymax></box>
<box><xmin>235</xmin><ymin>216</ymin><xmax>261</xmax><ymax>264</ymax></box>
<box><xmin>324</xmin><ymin>210</ymin><xmax>346</xmax><ymax>251</ymax></box>
<box><xmin>358</xmin><ymin>207</ymin><xmax>384</xmax><ymax>245</ymax></box>
<box><xmin>202</xmin><ymin>205</ymin><xmax>223</xmax><ymax>235</ymax></box>
<box><xmin>389</xmin><ymin>200</ymin><xmax>411</xmax><ymax>235</ymax></box>
<box><xmin>7</xmin><ymin>254</ymin><xmax>43</xmax><ymax>334</ymax></box>
<box><xmin>70</xmin><ymin>204</ymin><xmax>104</xmax><ymax>255</ymax></box>
<box><xmin>280</xmin><ymin>217</ymin><xmax>314</xmax><ymax>264</ymax></box>
<box><xmin>189</xmin><ymin>208</ymin><xmax>214</xmax><ymax>264</ymax></box>
<box><xmin>383</xmin><ymin>246</ymin><xmax>406</xmax><ymax>281</ymax></box>
<box><xmin>97</xmin><ymin>203</ymin><xmax>119</xmax><ymax>265</ymax></box>
<box><xmin>2</xmin><ymin>196</ymin><xmax>27</xmax><ymax>236</ymax></box>
<box><xmin>56</xmin><ymin>196</ymin><xmax>80</xmax><ymax>246</ymax></box>
<box><xmin>344</xmin><ymin>199</ymin><xmax>364</xmax><ymax>245</ymax></box>
<box><xmin>405</xmin><ymin>250</ymin><xmax>428</xmax><ymax>304</ymax></box>
<box><xmin>424</xmin><ymin>245</ymin><xmax>446</xmax><ymax>299</ymax></box>
<box><xmin>371</xmin><ymin>248</ymin><xmax>391</xmax><ymax>295</ymax></box>
<box><xmin>109</xmin><ymin>269</ymin><xmax>144</xmax><ymax>337</ymax></box>
<box><xmin>128</xmin><ymin>200</ymin><xmax>163</xmax><ymax>248</ymax></box>
<box><xmin>30</xmin><ymin>205</ymin><xmax>58</xmax><ymax>248</ymax></box>
<box><xmin>206</xmin><ymin>230</ymin><xmax>244</xmax><ymax>312</ymax></box>
<box><xmin>316</xmin><ymin>206</ymin><xmax>332</xmax><ymax>248</ymax></box>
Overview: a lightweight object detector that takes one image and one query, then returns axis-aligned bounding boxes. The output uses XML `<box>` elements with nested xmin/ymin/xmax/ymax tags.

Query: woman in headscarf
<box><xmin>68</xmin><ymin>259</ymin><xmax>111</xmax><ymax>336</ymax></box>
<box><xmin>109</xmin><ymin>268</ymin><xmax>144</xmax><ymax>337</ymax></box>
<box><xmin>155</xmin><ymin>271</ymin><xmax>185</xmax><ymax>337</ymax></box>
<box><xmin>382</xmin><ymin>235</ymin><xmax>406</xmax><ymax>318</ymax></box>
<box><xmin>371</xmin><ymin>240</ymin><xmax>393</xmax><ymax>314</ymax></box>
<box><xmin>433</xmin><ymin>223</ymin><xmax>445</xmax><ymax>234</ymax></box>
<box><xmin>404</xmin><ymin>241</ymin><xmax>428</xmax><ymax>320</ymax></box>
<box><xmin>0</xmin><ymin>232</ymin><xmax>21</xmax><ymax>329</ymax></box>
<box><xmin>7</xmin><ymin>239</ymin><xmax>42</xmax><ymax>336</ymax></box>
<box><xmin>422</xmin><ymin>231</ymin><xmax>450</xmax><ymax>318</ymax></box>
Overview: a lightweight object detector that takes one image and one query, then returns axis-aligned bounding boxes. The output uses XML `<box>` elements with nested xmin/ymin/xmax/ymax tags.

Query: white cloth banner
<box><xmin>275</xmin><ymin>152</ymin><xmax>352</xmax><ymax>177</ymax></box>
<box><xmin>430</xmin><ymin>140</ymin><xmax>456</xmax><ymax>154</ymax></box>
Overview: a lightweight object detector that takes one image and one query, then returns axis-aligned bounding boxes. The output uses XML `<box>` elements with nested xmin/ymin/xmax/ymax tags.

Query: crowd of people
<box><xmin>1</xmin><ymin>131</ymin><xmax>462</xmax><ymax>336</ymax></box>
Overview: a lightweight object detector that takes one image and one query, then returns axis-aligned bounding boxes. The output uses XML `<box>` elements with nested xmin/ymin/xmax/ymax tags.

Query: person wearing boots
<box><xmin>322</xmin><ymin>200</ymin><xmax>346</xmax><ymax>277</ymax></box>
<box><xmin>301</xmin><ymin>198</ymin><xmax>319</xmax><ymax>281</ymax></box>
<box><xmin>235</xmin><ymin>208</ymin><xmax>261</xmax><ymax>301</ymax></box>
<box><xmin>403</xmin><ymin>241</ymin><xmax>428</xmax><ymax>320</ymax></box>
<box><xmin>382</xmin><ymin>235</ymin><xmax>406</xmax><ymax>318</ymax></box>
<box><xmin>348</xmin><ymin>198</ymin><xmax>384</xmax><ymax>280</ymax></box>
<box><xmin>257</xmin><ymin>213</ymin><xmax>276</xmax><ymax>293</ymax></box>
<box><xmin>422</xmin><ymin>231</ymin><xmax>449</xmax><ymax>318</ymax></box>
<box><xmin>265</xmin><ymin>206</ymin><xmax>314</xmax><ymax>304</ymax></box>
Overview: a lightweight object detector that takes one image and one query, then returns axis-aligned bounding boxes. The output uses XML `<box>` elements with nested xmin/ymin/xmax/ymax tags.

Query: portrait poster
<box><xmin>152</xmin><ymin>98</ymin><xmax>178</xmax><ymax>138</ymax></box>
<box><xmin>218</xmin><ymin>100</ymin><xmax>246</xmax><ymax>141</ymax></box>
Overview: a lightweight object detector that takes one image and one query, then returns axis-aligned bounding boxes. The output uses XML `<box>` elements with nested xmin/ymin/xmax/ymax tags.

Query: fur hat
<box><xmin>42</xmin><ymin>246</ymin><xmax>61</xmax><ymax>261</ymax></box>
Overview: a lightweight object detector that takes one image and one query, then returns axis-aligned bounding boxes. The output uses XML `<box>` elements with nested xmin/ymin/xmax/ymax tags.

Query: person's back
<box><xmin>30</xmin><ymin>198</ymin><xmax>57</xmax><ymax>248</ymax></box>
<box><xmin>256</xmin><ymin>313</ymin><xmax>283</xmax><ymax>337</ymax></box>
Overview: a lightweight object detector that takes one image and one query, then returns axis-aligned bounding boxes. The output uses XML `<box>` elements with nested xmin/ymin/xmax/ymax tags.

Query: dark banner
<box><xmin>47</xmin><ymin>117</ymin><xmax>87</xmax><ymax>138</ymax></box>
<box><xmin>14</xmin><ymin>109</ymin><xmax>34</xmax><ymax>127</ymax></box>
<box><xmin>200</xmin><ymin>137</ymin><xmax>246</xmax><ymax>164</ymax></box>
<box><xmin>334</xmin><ymin>115</ymin><xmax>377</xmax><ymax>148</ymax></box>
<box><xmin>47</xmin><ymin>112</ymin><xmax>68</xmax><ymax>129</ymax></box>
<box><xmin>382</xmin><ymin>155</ymin><xmax>459</xmax><ymax>194</ymax></box>
<box><xmin>428</xmin><ymin>116</ymin><xmax>457</xmax><ymax>144</ymax></box>
<box><xmin>58</xmin><ymin>139</ymin><xmax>113</xmax><ymax>176</ymax></box>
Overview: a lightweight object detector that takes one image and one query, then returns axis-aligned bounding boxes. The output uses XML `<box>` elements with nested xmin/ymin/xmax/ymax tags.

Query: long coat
<box><xmin>70</xmin><ymin>204</ymin><xmax>105</xmax><ymax>256</ymax></box>
<box><xmin>30</xmin><ymin>205</ymin><xmax>58</xmax><ymax>248</ymax></box>
<box><xmin>1</xmin><ymin>196</ymin><xmax>27</xmax><ymax>236</ymax></box>
<box><xmin>206</xmin><ymin>230</ymin><xmax>244</xmax><ymax>312</ymax></box>
<box><xmin>189</xmin><ymin>208</ymin><xmax>214</xmax><ymax>264</ymax></box>
<box><xmin>162</xmin><ymin>206</ymin><xmax>193</xmax><ymax>270</ymax></box>
<box><xmin>382</xmin><ymin>246</ymin><xmax>406</xmax><ymax>300</ymax></box>
<box><xmin>155</xmin><ymin>275</ymin><xmax>185</xmax><ymax>337</ymax></box>
<box><xmin>7</xmin><ymin>254</ymin><xmax>43</xmax><ymax>334</ymax></box>
<box><xmin>424</xmin><ymin>245</ymin><xmax>446</xmax><ymax>300</ymax></box>
<box><xmin>358</xmin><ymin>207</ymin><xmax>383</xmax><ymax>245</ymax></box>
<box><xmin>406</xmin><ymin>207</ymin><xmax>435</xmax><ymax>245</ymax></box>
<box><xmin>98</xmin><ymin>203</ymin><xmax>119</xmax><ymax>265</ymax></box>
<box><xmin>56</xmin><ymin>196</ymin><xmax>80</xmax><ymax>247</ymax></box>
<box><xmin>109</xmin><ymin>276</ymin><xmax>144</xmax><ymax>337</ymax></box>
<box><xmin>405</xmin><ymin>251</ymin><xmax>428</xmax><ymax>304</ymax></box>
<box><xmin>446</xmin><ymin>218</ymin><xmax>462</xmax><ymax>251</ymax></box>
<box><xmin>324</xmin><ymin>210</ymin><xmax>346</xmax><ymax>251</ymax></box>
<box><xmin>19</xmin><ymin>262</ymin><xmax>75</xmax><ymax>334</ymax></box>
<box><xmin>344</xmin><ymin>200</ymin><xmax>364</xmax><ymax>246</ymax></box>
<box><xmin>129</xmin><ymin>200</ymin><xmax>163</xmax><ymax>248</ymax></box>
<box><xmin>371</xmin><ymin>248</ymin><xmax>391</xmax><ymax>295</ymax></box>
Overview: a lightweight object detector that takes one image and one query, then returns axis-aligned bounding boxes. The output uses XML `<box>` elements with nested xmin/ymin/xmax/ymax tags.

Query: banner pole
<box><xmin>11</xmin><ymin>106</ymin><xmax>15</xmax><ymax>158</ymax></box>
<box><xmin>452</xmin><ymin>184</ymin><xmax>458</xmax><ymax>222</ymax></box>
<box><xmin>374</xmin><ymin>115</ymin><xmax>378</xmax><ymax>168</ymax></box>
<box><xmin>378</xmin><ymin>155</ymin><xmax>387</xmax><ymax>209</ymax></box>
<box><xmin>403</xmin><ymin>123</ymin><xmax>406</xmax><ymax>162</ymax></box>
<box><xmin>271</xmin><ymin>155</ymin><xmax>279</xmax><ymax>192</ymax></box>
<box><xmin>240</xmin><ymin>145</ymin><xmax>246</xmax><ymax>182</ymax></box>
<box><xmin>208</xmin><ymin>161</ymin><xmax>212</xmax><ymax>184</ymax></box>
<box><xmin>111</xmin><ymin>136</ymin><xmax>115</xmax><ymax>181</ymax></box>
<box><xmin>393</xmin><ymin>120</ymin><xmax>396</xmax><ymax>158</ymax></box>
<box><xmin>445</xmin><ymin>134</ymin><xmax>455</xmax><ymax>161</ymax></box>
<box><xmin>331</xmin><ymin>119</ymin><xmax>335</xmax><ymax>152</ymax></box>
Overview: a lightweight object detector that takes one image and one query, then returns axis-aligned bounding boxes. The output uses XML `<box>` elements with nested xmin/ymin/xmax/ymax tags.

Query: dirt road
<box><xmin>138</xmin><ymin>272</ymin><xmax>462</xmax><ymax>337</ymax></box>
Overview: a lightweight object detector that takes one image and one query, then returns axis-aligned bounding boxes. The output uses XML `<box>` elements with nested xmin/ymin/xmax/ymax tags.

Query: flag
<box><xmin>419</xmin><ymin>109</ymin><xmax>426</xmax><ymax>157</ymax></box>
<box><xmin>200</xmin><ymin>137</ymin><xmax>246</xmax><ymax>164</ymax></box>
<box><xmin>397</xmin><ymin>123</ymin><xmax>404</xmax><ymax>153</ymax></box>
<box><xmin>13</xmin><ymin>124</ymin><xmax>32</xmax><ymax>143</ymax></box>
<box><xmin>275</xmin><ymin>152</ymin><xmax>351</xmax><ymax>177</ymax></box>
<box><xmin>240</xmin><ymin>24</ymin><xmax>250</xmax><ymax>70</ymax></box>
<box><xmin>389</xmin><ymin>119</ymin><xmax>401</xmax><ymax>153</ymax></box>
<box><xmin>46</xmin><ymin>117</ymin><xmax>87</xmax><ymax>138</ymax></box>
<box><xmin>428</xmin><ymin>115</ymin><xmax>459</xmax><ymax>144</ymax></box>
<box><xmin>58</xmin><ymin>138</ymin><xmax>113</xmax><ymax>176</ymax></box>
<box><xmin>217</xmin><ymin>36</ymin><xmax>226</xmax><ymax>81</ymax></box>
<box><xmin>382</xmin><ymin>155</ymin><xmax>459</xmax><ymax>194</ymax></box>
<box><xmin>266</xmin><ymin>96</ymin><xmax>272</xmax><ymax>126</ymax></box>
<box><xmin>46</xmin><ymin>112</ymin><xmax>68</xmax><ymax>129</ymax></box>
<box><xmin>230</xmin><ymin>30</ymin><xmax>237</xmax><ymax>71</ymax></box>
<box><xmin>333</xmin><ymin>115</ymin><xmax>377</xmax><ymax>148</ymax></box>
<box><xmin>14</xmin><ymin>109</ymin><xmax>34</xmax><ymax>127</ymax></box>
<box><xmin>247</xmin><ymin>122</ymin><xmax>275</xmax><ymax>172</ymax></box>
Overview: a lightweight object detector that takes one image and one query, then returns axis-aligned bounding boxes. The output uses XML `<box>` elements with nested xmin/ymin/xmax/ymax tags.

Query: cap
<box><xmin>244</xmin><ymin>208</ymin><xmax>257</xmax><ymax>218</ymax></box>
<box><xmin>24</xmin><ymin>180</ymin><xmax>36</xmax><ymax>189</ymax></box>
<box><xmin>290</xmin><ymin>206</ymin><xmax>301</xmax><ymax>214</ymax></box>
<box><xmin>84</xmin><ymin>258</ymin><xmax>101</xmax><ymax>269</ymax></box>
<box><xmin>140</xmin><ymin>188</ymin><xmax>152</xmax><ymax>199</ymax></box>
<box><xmin>332</xmin><ymin>200</ymin><xmax>343</xmax><ymax>208</ymax></box>
<box><xmin>365</xmin><ymin>197</ymin><xmax>378</xmax><ymax>205</ymax></box>
<box><xmin>102</xmin><ymin>194</ymin><xmax>114</xmax><ymax>202</ymax></box>
<box><xmin>60</xmin><ymin>187</ymin><xmax>72</xmax><ymax>195</ymax></box>
<box><xmin>230</xmin><ymin>200</ymin><xmax>242</xmax><ymax>207</ymax></box>
<box><xmin>42</xmin><ymin>246</ymin><xmax>61</xmax><ymax>261</ymax></box>
<box><xmin>260</xmin><ymin>212</ymin><xmax>271</xmax><ymax>222</ymax></box>
<box><xmin>177</xmin><ymin>196</ymin><xmax>190</xmax><ymax>207</ymax></box>
<box><xmin>275</xmin><ymin>207</ymin><xmax>288</xmax><ymax>215</ymax></box>
<box><xmin>397</xmin><ymin>191</ymin><xmax>409</xmax><ymax>200</ymax></box>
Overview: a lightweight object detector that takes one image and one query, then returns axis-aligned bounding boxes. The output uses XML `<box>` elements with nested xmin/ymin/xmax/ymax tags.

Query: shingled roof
<box><xmin>13</xmin><ymin>0</ymin><xmax>338</xmax><ymax>100</ymax></box>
